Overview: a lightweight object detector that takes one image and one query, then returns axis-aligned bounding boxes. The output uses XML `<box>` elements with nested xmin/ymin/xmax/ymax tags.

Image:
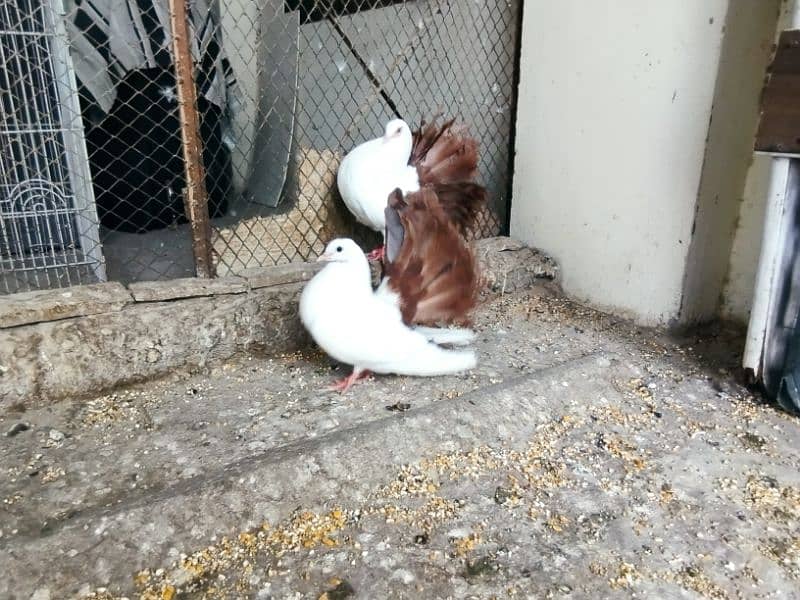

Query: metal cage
<box><xmin>0</xmin><ymin>0</ymin><xmax>521</xmax><ymax>293</ymax></box>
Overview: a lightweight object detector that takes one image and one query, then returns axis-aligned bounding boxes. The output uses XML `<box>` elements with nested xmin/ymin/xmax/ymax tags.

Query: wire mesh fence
<box><xmin>0</xmin><ymin>0</ymin><xmax>521</xmax><ymax>294</ymax></box>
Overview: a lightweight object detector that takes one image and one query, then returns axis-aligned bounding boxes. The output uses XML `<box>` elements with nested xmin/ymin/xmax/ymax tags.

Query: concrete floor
<box><xmin>2</xmin><ymin>285</ymin><xmax>799</xmax><ymax>599</ymax></box>
<box><xmin>101</xmin><ymin>226</ymin><xmax>196</xmax><ymax>284</ymax></box>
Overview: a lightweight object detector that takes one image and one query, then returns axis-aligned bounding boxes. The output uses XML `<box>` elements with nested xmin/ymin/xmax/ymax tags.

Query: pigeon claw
<box><xmin>365</xmin><ymin>246</ymin><xmax>385</xmax><ymax>262</ymax></box>
<box><xmin>325</xmin><ymin>369</ymin><xmax>370</xmax><ymax>393</ymax></box>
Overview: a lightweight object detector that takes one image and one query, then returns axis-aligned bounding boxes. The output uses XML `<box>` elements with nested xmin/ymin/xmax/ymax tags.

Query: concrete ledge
<box><xmin>0</xmin><ymin>237</ymin><xmax>557</xmax><ymax>406</ymax></box>
<box><xmin>0</xmin><ymin>282</ymin><xmax>131</xmax><ymax>328</ymax></box>
<box><xmin>0</xmin><ymin>283</ymin><xmax>309</xmax><ymax>406</ymax></box>
<box><xmin>241</xmin><ymin>263</ymin><xmax>323</xmax><ymax>289</ymax></box>
<box><xmin>129</xmin><ymin>276</ymin><xmax>249</xmax><ymax>302</ymax></box>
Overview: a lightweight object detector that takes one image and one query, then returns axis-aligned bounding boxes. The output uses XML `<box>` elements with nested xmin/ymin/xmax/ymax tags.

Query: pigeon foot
<box><xmin>366</xmin><ymin>246</ymin><xmax>385</xmax><ymax>262</ymax></box>
<box><xmin>325</xmin><ymin>369</ymin><xmax>370</xmax><ymax>393</ymax></box>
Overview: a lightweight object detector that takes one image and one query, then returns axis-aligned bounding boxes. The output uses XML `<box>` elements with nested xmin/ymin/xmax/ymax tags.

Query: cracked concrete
<box><xmin>1</xmin><ymin>286</ymin><xmax>799</xmax><ymax>599</ymax></box>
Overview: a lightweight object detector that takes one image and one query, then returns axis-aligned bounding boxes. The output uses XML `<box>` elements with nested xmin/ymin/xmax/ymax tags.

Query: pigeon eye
<box><xmin>336</xmin><ymin>246</ymin><xmax>343</xmax><ymax>252</ymax></box>
<box><xmin>396</xmin><ymin>127</ymin><xmax>402</xmax><ymax>134</ymax></box>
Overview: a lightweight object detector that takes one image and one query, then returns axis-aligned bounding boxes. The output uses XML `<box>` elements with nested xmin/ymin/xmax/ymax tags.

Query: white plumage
<box><xmin>336</xmin><ymin>119</ymin><xmax>420</xmax><ymax>235</ymax></box>
<box><xmin>299</xmin><ymin>238</ymin><xmax>476</xmax><ymax>392</ymax></box>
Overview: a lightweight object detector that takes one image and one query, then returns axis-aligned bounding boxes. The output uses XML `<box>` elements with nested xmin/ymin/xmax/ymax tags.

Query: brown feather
<box><xmin>409</xmin><ymin>117</ymin><xmax>487</xmax><ymax>235</ymax></box>
<box><xmin>410</xmin><ymin>118</ymin><xmax>479</xmax><ymax>185</ymax></box>
<box><xmin>430</xmin><ymin>182</ymin><xmax>487</xmax><ymax>237</ymax></box>
<box><xmin>384</xmin><ymin>188</ymin><xmax>479</xmax><ymax>326</ymax></box>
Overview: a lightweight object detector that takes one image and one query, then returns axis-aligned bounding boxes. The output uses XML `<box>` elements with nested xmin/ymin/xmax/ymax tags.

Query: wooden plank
<box><xmin>168</xmin><ymin>0</ymin><xmax>216</xmax><ymax>278</ymax></box>
<box><xmin>770</xmin><ymin>29</ymin><xmax>800</xmax><ymax>73</ymax></box>
<box><xmin>240</xmin><ymin>263</ymin><xmax>323</xmax><ymax>289</ymax></box>
<box><xmin>755</xmin><ymin>29</ymin><xmax>800</xmax><ymax>155</ymax></box>
<box><xmin>0</xmin><ymin>283</ymin><xmax>131</xmax><ymax>328</ymax></box>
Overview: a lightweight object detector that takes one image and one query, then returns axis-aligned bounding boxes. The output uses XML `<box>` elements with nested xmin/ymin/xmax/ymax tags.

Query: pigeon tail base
<box><xmin>326</xmin><ymin>369</ymin><xmax>371</xmax><ymax>393</ymax></box>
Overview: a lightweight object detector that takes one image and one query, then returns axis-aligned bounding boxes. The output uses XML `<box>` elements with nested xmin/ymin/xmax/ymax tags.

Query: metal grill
<box><xmin>0</xmin><ymin>0</ymin><xmax>521</xmax><ymax>293</ymax></box>
<box><xmin>1</xmin><ymin>0</ymin><xmax>105</xmax><ymax>293</ymax></box>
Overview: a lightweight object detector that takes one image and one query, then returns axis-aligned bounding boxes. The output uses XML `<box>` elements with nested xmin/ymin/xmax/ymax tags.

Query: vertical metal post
<box><xmin>168</xmin><ymin>0</ymin><xmax>215</xmax><ymax>278</ymax></box>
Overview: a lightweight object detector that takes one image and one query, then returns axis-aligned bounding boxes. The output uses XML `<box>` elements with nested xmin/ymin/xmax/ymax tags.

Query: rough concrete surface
<box><xmin>1</xmin><ymin>284</ymin><xmax>799</xmax><ymax>600</ymax></box>
<box><xmin>0</xmin><ymin>283</ymin><xmax>309</xmax><ymax>406</ymax></box>
<box><xmin>127</xmin><ymin>278</ymin><xmax>249</xmax><ymax>303</ymax></box>
<box><xmin>0</xmin><ymin>237</ymin><xmax>554</xmax><ymax>407</ymax></box>
<box><xmin>0</xmin><ymin>283</ymin><xmax>131</xmax><ymax>329</ymax></box>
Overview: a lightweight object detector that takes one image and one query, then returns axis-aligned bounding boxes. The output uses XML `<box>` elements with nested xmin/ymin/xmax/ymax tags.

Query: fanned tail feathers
<box><xmin>409</xmin><ymin>118</ymin><xmax>487</xmax><ymax>235</ymax></box>
<box><xmin>410</xmin><ymin>118</ymin><xmax>478</xmax><ymax>183</ymax></box>
<box><xmin>384</xmin><ymin>188</ymin><xmax>479</xmax><ymax>327</ymax></box>
<box><xmin>431</xmin><ymin>182</ymin><xmax>487</xmax><ymax>237</ymax></box>
<box><xmin>413</xmin><ymin>325</ymin><xmax>476</xmax><ymax>346</ymax></box>
<box><xmin>391</xmin><ymin>344</ymin><xmax>476</xmax><ymax>376</ymax></box>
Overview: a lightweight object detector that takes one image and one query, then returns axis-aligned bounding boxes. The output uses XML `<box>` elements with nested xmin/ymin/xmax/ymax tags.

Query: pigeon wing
<box><xmin>383</xmin><ymin>188</ymin><xmax>479</xmax><ymax>326</ymax></box>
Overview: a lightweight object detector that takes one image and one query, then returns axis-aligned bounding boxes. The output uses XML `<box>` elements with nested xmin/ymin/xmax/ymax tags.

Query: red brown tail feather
<box><xmin>430</xmin><ymin>182</ymin><xmax>487</xmax><ymax>237</ymax></box>
<box><xmin>410</xmin><ymin>118</ymin><xmax>480</xmax><ymax>185</ymax></box>
<box><xmin>409</xmin><ymin>117</ymin><xmax>487</xmax><ymax>234</ymax></box>
<box><xmin>408</xmin><ymin>117</ymin><xmax>456</xmax><ymax>166</ymax></box>
<box><xmin>384</xmin><ymin>188</ymin><xmax>478</xmax><ymax>326</ymax></box>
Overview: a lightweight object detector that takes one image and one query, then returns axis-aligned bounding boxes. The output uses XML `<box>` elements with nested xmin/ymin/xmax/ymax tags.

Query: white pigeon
<box><xmin>336</xmin><ymin>119</ymin><xmax>420</xmax><ymax>260</ymax></box>
<box><xmin>337</xmin><ymin>117</ymin><xmax>486</xmax><ymax>262</ymax></box>
<box><xmin>299</xmin><ymin>238</ymin><xmax>477</xmax><ymax>392</ymax></box>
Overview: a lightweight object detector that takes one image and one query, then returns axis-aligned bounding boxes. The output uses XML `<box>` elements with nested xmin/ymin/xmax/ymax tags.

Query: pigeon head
<box><xmin>383</xmin><ymin>119</ymin><xmax>410</xmax><ymax>141</ymax></box>
<box><xmin>317</xmin><ymin>238</ymin><xmax>365</xmax><ymax>264</ymax></box>
<box><xmin>382</xmin><ymin>119</ymin><xmax>413</xmax><ymax>160</ymax></box>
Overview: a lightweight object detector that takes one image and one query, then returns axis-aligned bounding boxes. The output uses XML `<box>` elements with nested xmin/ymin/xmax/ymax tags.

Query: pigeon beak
<box><xmin>317</xmin><ymin>252</ymin><xmax>334</xmax><ymax>262</ymax></box>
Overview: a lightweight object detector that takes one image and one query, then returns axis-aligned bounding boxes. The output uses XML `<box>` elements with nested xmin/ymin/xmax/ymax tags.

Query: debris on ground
<box><xmin>1</xmin><ymin>288</ymin><xmax>799</xmax><ymax>599</ymax></box>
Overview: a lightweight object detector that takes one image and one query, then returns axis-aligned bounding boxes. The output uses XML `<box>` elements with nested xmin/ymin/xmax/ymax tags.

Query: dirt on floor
<box><xmin>2</xmin><ymin>286</ymin><xmax>799</xmax><ymax>600</ymax></box>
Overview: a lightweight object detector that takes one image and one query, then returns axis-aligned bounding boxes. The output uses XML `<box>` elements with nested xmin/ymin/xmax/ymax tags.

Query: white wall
<box><xmin>721</xmin><ymin>155</ymin><xmax>771</xmax><ymax>322</ymax></box>
<box><xmin>721</xmin><ymin>0</ymin><xmax>800</xmax><ymax>324</ymax></box>
<box><xmin>680</xmin><ymin>0</ymin><xmax>781</xmax><ymax>322</ymax></box>
<box><xmin>511</xmin><ymin>0</ymin><xmax>777</xmax><ymax>326</ymax></box>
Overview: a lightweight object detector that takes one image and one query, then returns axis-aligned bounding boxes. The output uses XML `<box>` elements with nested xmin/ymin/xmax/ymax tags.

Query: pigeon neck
<box><xmin>383</xmin><ymin>137</ymin><xmax>412</xmax><ymax>166</ymax></box>
<box><xmin>324</xmin><ymin>259</ymin><xmax>372</xmax><ymax>294</ymax></box>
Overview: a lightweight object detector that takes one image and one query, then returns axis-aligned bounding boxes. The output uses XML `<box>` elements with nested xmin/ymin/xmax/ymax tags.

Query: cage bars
<box><xmin>169</xmin><ymin>0</ymin><xmax>214</xmax><ymax>278</ymax></box>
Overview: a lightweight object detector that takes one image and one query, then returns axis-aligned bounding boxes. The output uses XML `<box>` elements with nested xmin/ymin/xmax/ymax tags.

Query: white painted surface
<box><xmin>679</xmin><ymin>0</ymin><xmax>780</xmax><ymax>323</ymax></box>
<box><xmin>511</xmin><ymin>0</ymin><xmax>729</xmax><ymax>325</ymax></box>
<box><xmin>742</xmin><ymin>0</ymin><xmax>800</xmax><ymax>375</ymax></box>
<box><xmin>511</xmin><ymin>0</ymin><xmax>778</xmax><ymax>325</ymax></box>
<box><xmin>743</xmin><ymin>158</ymin><xmax>794</xmax><ymax>377</ymax></box>
<box><xmin>727</xmin><ymin>0</ymin><xmax>800</xmax><ymax>325</ymax></box>
<box><xmin>722</xmin><ymin>155</ymin><xmax>772</xmax><ymax>322</ymax></box>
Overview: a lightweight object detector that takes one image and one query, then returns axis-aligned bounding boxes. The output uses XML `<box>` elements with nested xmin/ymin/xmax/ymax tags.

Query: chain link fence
<box><xmin>0</xmin><ymin>0</ymin><xmax>521</xmax><ymax>294</ymax></box>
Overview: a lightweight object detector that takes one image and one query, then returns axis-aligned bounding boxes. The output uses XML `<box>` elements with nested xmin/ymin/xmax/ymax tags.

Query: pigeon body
<box><xmin>299</xmin><ymin>238</ymin><xmax>476</xmax><ymax>391</ymax></box>
<box><xmin>337</xmin><ymin>118</ymin><xmax>487</xmax><ymax>250</ymax></box>
<box><xmin>337</xmin><ymin>119</ymin><xmax>419</xmax><ymax>233</ymax></box>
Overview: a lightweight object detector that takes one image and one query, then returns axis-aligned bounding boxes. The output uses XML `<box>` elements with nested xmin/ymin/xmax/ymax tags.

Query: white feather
<box><xmin>413</xmin><ymin>326</ymin><xmax>476</xmax><ymax>347</ymax></box>
<box><xmin>336</xmin><ymin>120</ymin><xmax>420</xmax><ymax>234</ymax></box>
<box><xmin>300</xmin><ymin>239</ymin><xmax>477</xmax><ymax>378</ymax></box>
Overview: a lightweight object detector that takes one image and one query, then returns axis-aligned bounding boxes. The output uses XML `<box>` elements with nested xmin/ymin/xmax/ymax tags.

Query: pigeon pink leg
<box><xmin>326</xmin><ymin>369</ymin><xmax>370</xmax><ymax>393</ymax></box>
<box><xmin>365</xmin><ymin>246</ymin><xmax>385</xmax><ymax>262</ymax></box>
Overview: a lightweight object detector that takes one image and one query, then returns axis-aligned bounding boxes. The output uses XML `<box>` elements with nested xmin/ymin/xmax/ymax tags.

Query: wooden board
<box><xmin>755</xmin><ymin>29</ymin><xmax>800</xmax><ymax>154</ymax></box>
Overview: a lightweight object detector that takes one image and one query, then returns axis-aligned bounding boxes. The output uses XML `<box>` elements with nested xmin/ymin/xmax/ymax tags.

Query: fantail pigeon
<box><xmin>337</xmin><ymin>117</ymin><xmax>487</xmax><ymax>261</ymax></box>
<box><xmin>299</xmin><ymin>238</ymin><xmax>477</xmax><ymax>393</ymax></box>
